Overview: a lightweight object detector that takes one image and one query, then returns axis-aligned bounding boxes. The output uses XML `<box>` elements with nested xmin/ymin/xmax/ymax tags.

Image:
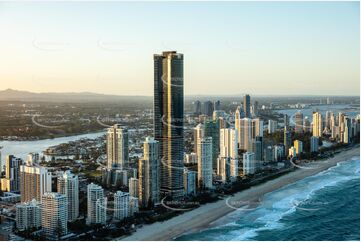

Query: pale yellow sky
<box><xmin>0</xmin><ymin>2</ymin><xmax>359</xmax><ymax>96</ymax></box>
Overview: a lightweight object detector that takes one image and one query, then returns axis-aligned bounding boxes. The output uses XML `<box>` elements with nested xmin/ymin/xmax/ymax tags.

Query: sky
<box><xmin>0</xmin><ymin>1</ymin><xmax>359</xmax><ymax>96</ymax></box>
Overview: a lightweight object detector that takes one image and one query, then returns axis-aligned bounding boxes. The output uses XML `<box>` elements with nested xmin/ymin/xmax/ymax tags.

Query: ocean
<box><xmin>177</xmin><ymin>156</ymin><xmax>360</xmax><ymax>241</ymax></box>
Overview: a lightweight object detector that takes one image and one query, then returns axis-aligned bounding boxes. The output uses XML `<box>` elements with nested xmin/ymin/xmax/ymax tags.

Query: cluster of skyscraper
<box><xmin>1</xmin><ymin>51</ymin><xmax>360</xmax><ymax>240</ymax></box>
<box><xmin>6</xmin><ymin>154</ymin><xmax>78</xmax><ymax>239</ymax></box>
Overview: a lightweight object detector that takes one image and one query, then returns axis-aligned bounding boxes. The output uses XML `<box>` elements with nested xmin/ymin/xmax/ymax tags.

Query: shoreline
<box><xmin>121</xmin><ymin>146</ymin><xmax>360</xmax><ymax>241</ymax></box>
<box><xmin>0</xmin><ymin>129</ymin><xmax>106</xmax><ymax>142</ymax></box>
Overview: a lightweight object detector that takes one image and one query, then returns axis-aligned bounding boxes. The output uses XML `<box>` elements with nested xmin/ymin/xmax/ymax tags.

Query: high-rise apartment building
<box><xmin>294</xmin><ymin>140</ymin><xmax>303</xmax><ymax>155</ymax></box>
<box><xmin>219</xmin><ymin>128</ymin><xmax>238</xmax><ymax>178</ymax></box>
<box><xmin>288</xmin><ymin>147</ymin><xmax>297</xmax><ymax>157</ymax></box>
<box><xmin>312</xmin><ymin>112</ymin><xmax>323</xmax><ymax>137</ymax></box>
<box><xmin>197</xmin><ymin>137</ymin><xmax>213</xmax><ymax>189</ymax></box>
<box><xmin>235</xmin><ymin>116</ymin><xmax>263</xmax><ymax>151</ymax></box>
<box><xmin>217</xmin><ymin>156</ymin><xmax>231</xmax><ymax>182</ymax></box>
<box><xmin>250</xmin><ymin>136</ymin><xmax>263</xmax><ymax>162</ymax></box>
<box><xmin>213</xmin><ymin>100</ymin><xmax>221</xmax><ymax>111</ymax></box>
<box><xmin>154</xmin><ymin>51</ymin><xmax>184</xmax><ymax>199</ymax></box>
<box><xmin>193</xmin><ymin>100</ymin><xmax>201</xmax><ymax>116</ymax></box>
<box><xmin>284</xmin><ymin>128</ymin><xmax>292</xmax><ymax>156</ymax></box>
<box><xmin>107</xmin><ymin>124</ymin><xmax>129</xmax><ymax>170</ymax></box>
<box><xmin>204</xmin><ymin>120</ymin><xmax>220</xmax><ymax>168</ymax></box>
<box><xmin>41</xmin><ymin>192</ymin><xmax>68</xmax><ymax>240</ymax></box>
<box><xmin>16</xmin><ymin>199</ymin><xmax>41</xmax><ymax>231</ymax></box>
<box><xmin>57</xmin><ymin>171</ymin><xmax>79</xmax><ymax>222</ymax></box>
<box><xmin>114</xmin><ymin>191</ymin><xmax>129</xmax><ymax>220</ymax></box>
<box><xmin>303</xmin><ymin>117</ymin><xmax>311</xmax><ymax>133</ymax></box>
<box><xmin>1</xmin><ymin>155</ymin><xmax>22</xmax><ymax>192</ymax></box>
<box><xmin>87</xmin><ymin>183</ymin><xmax>106</xmax><ymax>225</ymax></box>
<box><xmin>243</xmin><ymin>152</ymin><xmax>256</xmax><ymax>175</ymax></box>
<box><xmin>128</xmin><ymin>178</ymin><xmax>139</xmax><ymax>198</ymax></box>
<box><xmin>193</xmin><ymin>123</ymin><xmax>204</xmax><ymax>154</ymax></box>
<box><xmin>183</xmin><ymin>168</ymin><xmax>196</xmax><ymax>196</ymax></box>
<box><xmin>139</xmin><ymin>137</ymin><xmax>160</xmax><ymax>208</ymax></box>
<box><xmin>294</xmin><ymin>111</ymin><xmax>304</xmax><ymax>133</ymax></box>
<box><xmin>20</xmin><ymin>164</ymin><xmax>52</xmax><ymax>203</ymax></box>
<box><xmin>268</xmin><ymin>120</ymin><xmax>277</xmax><ymax>134</ymax></box>
<box><xmin>325</xmin><ymin>111</ymin><xmax>333</xmax><ymax>131</ymax></box>
<box><xmin>310</xmin><ymin>136</ymin><xmax>319</xmax><ymax>152</ymax></box>
<box><xmin>203</xmin><ymin>101</ymin><xmax>214</xmax><ymax>117</ymax></box>
<box><xmin>243</xmin><ymin>94</ymin><xmax>251</xmax><ymax>118</ymax></box>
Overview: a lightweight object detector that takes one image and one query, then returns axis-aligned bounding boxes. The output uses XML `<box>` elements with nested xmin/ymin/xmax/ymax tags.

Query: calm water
<box><xmin>277</xmin><ymin>104</ymin><xmax>359</xmax><ymax>122</ymax></box>
<box><xmin>0</xmin><ymin>131</ymin><xmax>105</xmax><ymax>167</ymax></box>
<box><xmin>178</xmin><ymin>156</ymin><xmax>360</xmax><ymax>241</ymax></box>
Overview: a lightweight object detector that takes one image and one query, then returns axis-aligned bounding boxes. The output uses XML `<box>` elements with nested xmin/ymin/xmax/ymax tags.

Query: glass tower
<box><xmin>153</xmin><ymin>51</ymin><xmax>184</xmax><ymax>199</ymax></box>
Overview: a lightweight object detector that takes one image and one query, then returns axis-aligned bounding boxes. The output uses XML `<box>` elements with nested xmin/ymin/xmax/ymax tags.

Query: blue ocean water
<box><xmin>178</xmin><ymin>156</ymin><xmax>360</xmax><ymax>241</ymax></box>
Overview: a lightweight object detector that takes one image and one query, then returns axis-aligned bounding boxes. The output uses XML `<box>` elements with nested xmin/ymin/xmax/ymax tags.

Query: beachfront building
<box><xmin>288</xmin><ymin>147</ymin><xmax>297</xmax><ymax>158</ymax></box>
<box><xmin>129</xmin><ymin>196</ymin><xmax>139</xmax><ymax>216</ymax></box>
<box><xmin>243</xmin><ymin>152</ymin><xmax>256</xmax><ymax>175</ymax></box>
<box><xmin>219</xmin><ymin>128</ymin><xmax>239</xmax><ymax>178</ymax></box>
<box><xmin>154</xmin><ymin>51</ymin><xmax>185</xmax><ymax>199</ymax></box>
<box><xmin>183</xmin><ymin>168</ymin><xmax>196</xmax><ymax>196</ymax></box>
<box><xmin>197</xmin><ymin>137</ymin><xmax>213</xmax><ymax>189</ymax></box>
<box><xmin>264</xmin><ymin>146</ymin><xmax>275</xmax><ymax>162</ymax></box>
<box><xmin>274</xmin><ymin>145</ymin><xmax>285</xmax><ymax>161</ymax></box>
<box><xmin>284</xmin><ymin>128</ymin><xmax>292</xmax><ymax>157</ymax></box>
<box><xmin>310</xmin><ymin>136</ymin><xmax>319</xmax><ymax>153</ymax></box>
<box><xmin>312</xmin><ymin>112</ymin><xmax>323</xmax><ymax>137</ymax></box>
<box><xmin>217</xmin><ymin>156</ymin><xmax>231</xmax><ymax>182</ymax></box>
<box><xmin>293</xmin><ymin>140</ymin><xmax>303</xmax><ymax>155</ymax></box>
<box><xmin>139</xmin><ymin>137</ymin><xmax>160</xmax><ymax>208</ymax></box>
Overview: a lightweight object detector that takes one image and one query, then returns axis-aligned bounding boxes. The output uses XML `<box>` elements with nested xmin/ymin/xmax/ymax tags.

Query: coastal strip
<box><xmin>121</xmin><ymin>146</ymin><xmax>360</xmax><ymax>241</ymax></box>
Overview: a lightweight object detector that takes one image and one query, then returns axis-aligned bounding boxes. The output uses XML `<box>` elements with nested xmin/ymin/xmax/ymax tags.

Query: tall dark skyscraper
<box><xmin>284</xmin><ymin>127</ymin><xmax>292</xmax><ymax>156</ymax></box>
<box><xmin>213</xmin><ymin>100</ymin><xmax>221</xmax><ymax>111</ymax></box>
<box><xmin>193</xmin><ymin>100</ymin><xmax>201</xmax><ymax>115</ymax></box>
<box><xmin>153</xmin><ymin>51</ymin><xmax>184</xmax><ymax>199</ymax></box>
<box><xmin>243</xmin><ymin>94</ymin><xmax>251</xmax><ymax>118</ymax></box>
<box><xmin>203</xmin><ymin>101</ymin><xmax>214</xmax><ymax>117</ymax></box>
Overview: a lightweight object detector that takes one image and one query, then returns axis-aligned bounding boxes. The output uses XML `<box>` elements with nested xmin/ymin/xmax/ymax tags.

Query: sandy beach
<box><xmin>121</xmin><ymin>146</ymin><xmax>360</xmax><ymax>241</ymax></box>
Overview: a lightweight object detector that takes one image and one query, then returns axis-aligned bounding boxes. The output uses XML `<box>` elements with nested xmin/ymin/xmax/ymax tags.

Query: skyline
<box><xmin>0</xmin><ymin>1</ymin><xmax>360</xmax><ymax>96</ymax></box>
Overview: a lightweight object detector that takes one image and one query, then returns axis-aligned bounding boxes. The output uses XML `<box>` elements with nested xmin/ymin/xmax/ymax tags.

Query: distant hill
<box><xmin>0</xmin><ymin>89</ymin><xmax>152</xmax><ymax>102</ymax></box>
<box><xmin>0</xmin><ymin>88</ymin><xmax>358</xmax><ymax>103</ymax></box>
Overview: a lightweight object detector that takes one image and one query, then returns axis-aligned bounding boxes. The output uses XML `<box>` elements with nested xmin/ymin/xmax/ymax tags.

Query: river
<box><xmin>0</xmin><ymin>131</ymin><xmax>106</xmax><ymax>170</ymax></box>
